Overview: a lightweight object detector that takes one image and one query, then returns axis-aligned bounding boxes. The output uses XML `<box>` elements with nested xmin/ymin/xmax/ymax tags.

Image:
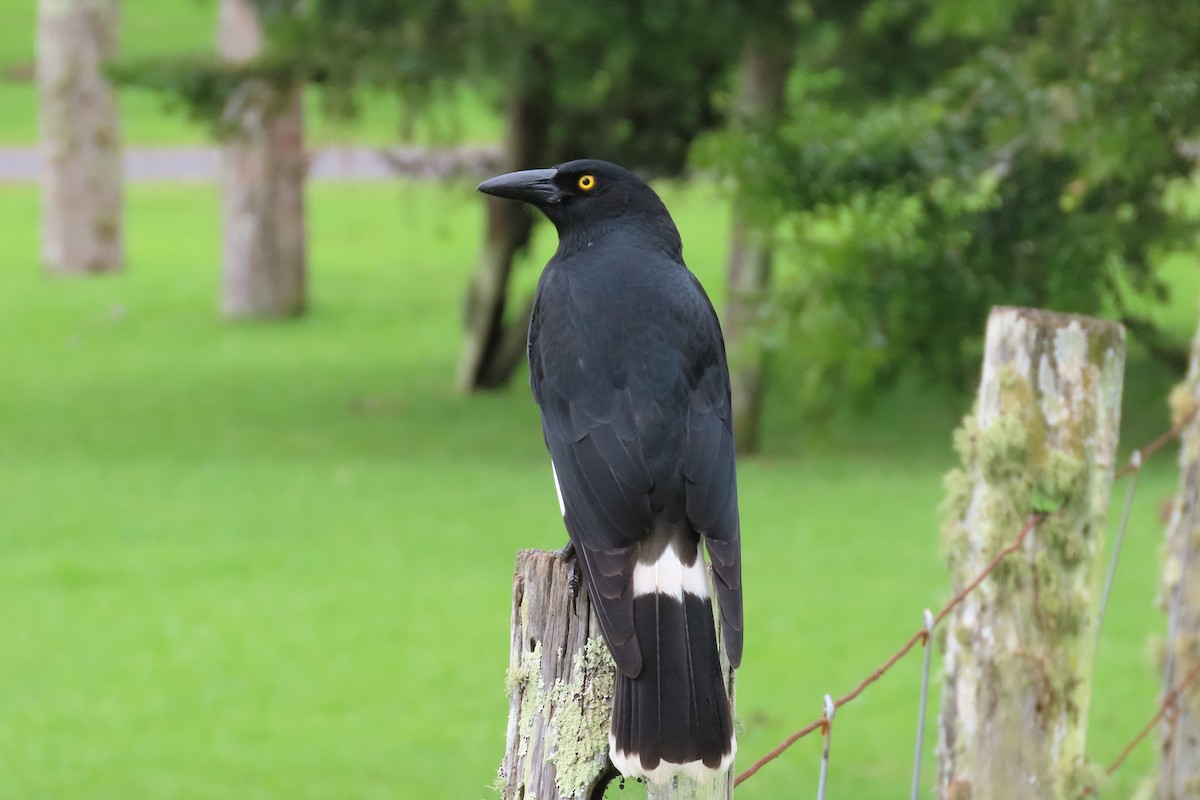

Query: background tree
<box><xmin>38</xmin><ymin>0</ymin><xmax>123</xmax><ymax>274</ymax></box>
<box><xmin>701</xmin><ymin>0</ymin><xmax>1200</xmax><ymax>440</ymax></box>
<box><xmin>217</xmin><ymin>0</ymin><xmax>307</xmax><ymax>319</ymax></box>
<box><xmin>721</xmin><ymin>2</ymin><xmax>798</xmax><ymax>453</ymax></box>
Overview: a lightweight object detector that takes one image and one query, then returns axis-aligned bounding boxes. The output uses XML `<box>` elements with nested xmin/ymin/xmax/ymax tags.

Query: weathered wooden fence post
<box><xmin>499</xmin><ymin>550</ymin><xmax>734</xmax><ymax>800</ymax></box>
<box><xmin>937</xmin><ymin>307</ymin><xmax>1125</xmax><ymax>800</ymax></box>
<box><xmin>1159</xmin><ymin>305</ymin><xmax>1200</xmax><ymax>798</ymax></box>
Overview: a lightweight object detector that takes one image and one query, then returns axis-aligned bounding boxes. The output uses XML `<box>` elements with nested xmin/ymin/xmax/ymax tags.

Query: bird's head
<box><xmin>477</xmin><ymin>159</ymin><xmax>681</xmax><ymax>257</ymax></box>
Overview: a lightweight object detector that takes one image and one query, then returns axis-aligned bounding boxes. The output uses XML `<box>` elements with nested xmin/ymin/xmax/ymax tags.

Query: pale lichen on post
<box><xmin>506</xmin><ymin>642</ymin><xmax>545</xmax><ymax>767</ymax></box>
<box><xmin>545</xmin><ymin>638</ymin><xmax>616</xmax><ymax>797</ymax></box>
<box><xmin>502</xmin><ymin>637</ymin><xmax>614</xmax><ymax>798</ymax></box>
<box><xmin>937</xmin><ymin>307</ymin><xmax>1125</xmax><ymax>800</ymax></box>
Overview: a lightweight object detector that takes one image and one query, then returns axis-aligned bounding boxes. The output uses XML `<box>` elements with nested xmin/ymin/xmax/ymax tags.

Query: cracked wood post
<box><xmin>1159</xmin><ymin>303</ymin><xmax>1200</xmax><ymax>798</ymax></box>
<box><xmin>937</xmin><ymin>307</ymin><xmax>1125</xmax><ymax>800</ymax></box>
<box><xmin>38</xmin><ymin>0</ymin><xmax>123</xmax><ymax>273</ymax></box>
<box><xmin>217</xmin><ymin>0</ymin><xmax>307</xmax><ymax>318</ymax></box>
<box><xmin>499</xmin><ymin>550</ymin><xmax>734</xmax><ymax>800</ymax></box>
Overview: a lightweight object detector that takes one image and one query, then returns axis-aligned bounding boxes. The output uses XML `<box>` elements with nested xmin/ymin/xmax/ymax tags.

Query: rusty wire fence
<box><xmin>732</xmin><ymin>408</ymin><xmax>1199</xmax><ymax>799</ymax></box>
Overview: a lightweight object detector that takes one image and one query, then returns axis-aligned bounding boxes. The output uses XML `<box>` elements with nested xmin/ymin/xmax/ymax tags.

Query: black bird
<box><xmin>478</xmin><ymin>159</ymin><xmax>742</xmax><ymax>782</ymax></box>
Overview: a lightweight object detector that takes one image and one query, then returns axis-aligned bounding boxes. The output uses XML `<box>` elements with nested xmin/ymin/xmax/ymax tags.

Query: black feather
<box><xmin>612</xmin><ymin>593</ymin><xmax>734</xmax><ymax>772</ymax></box>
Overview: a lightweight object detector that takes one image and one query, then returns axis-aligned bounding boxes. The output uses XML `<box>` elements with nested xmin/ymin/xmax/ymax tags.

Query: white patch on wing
<box><xmin>550</xmin><ymin>461</ymin><xmax>566</xmax><ymax>517</ymax></box>
<box><xmin>609</xmin><ymin>733</ymin><xmax>736</xmax><ymax>783</ymax></box>
<box><xmin>632</xmin><ymin>546</ymin><xmax>709</xmax><ymax>599</ymax></box>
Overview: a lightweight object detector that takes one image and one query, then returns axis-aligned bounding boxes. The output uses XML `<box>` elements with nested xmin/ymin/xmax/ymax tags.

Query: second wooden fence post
<box><xmin>938</xmin><ymin>307</ymin><xmax>1125</xmax><ymax>799</ymax></box>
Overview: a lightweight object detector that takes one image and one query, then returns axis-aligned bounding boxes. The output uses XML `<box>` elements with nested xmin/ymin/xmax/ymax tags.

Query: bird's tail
<box><xmin>609</xmin><ymin>587</ymin><xmax>735</xmax><ymax>782</ymax></box>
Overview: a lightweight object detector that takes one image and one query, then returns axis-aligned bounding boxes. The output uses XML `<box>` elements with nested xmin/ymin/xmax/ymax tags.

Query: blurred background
<box><xmin>3</xmin><ymin>0</ymin><xmax>1199</xmax><ymax>797</ymax></box>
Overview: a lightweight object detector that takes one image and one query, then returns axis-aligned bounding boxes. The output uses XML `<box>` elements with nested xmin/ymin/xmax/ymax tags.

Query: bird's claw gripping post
<box><xmin>558</xmin><ymin>541</ymin><xmax>582</xmax><ymax>613</ymax></box>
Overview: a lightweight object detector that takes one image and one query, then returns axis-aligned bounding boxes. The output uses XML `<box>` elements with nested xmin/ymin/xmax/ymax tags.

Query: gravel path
<box><xmin>0</xmin><ymin>144</ymin><xmax>501</xmax><ymax>183</ymax></box>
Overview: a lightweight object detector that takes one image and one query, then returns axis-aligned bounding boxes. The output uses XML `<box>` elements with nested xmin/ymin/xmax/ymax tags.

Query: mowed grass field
<box><xmin>6</xmin><ymin>2</ymin><xmax>1200</xmax><ymax>795</ymax></box>
<box><xmin>0</xmin><ymin>176</ymin><xmax>1194</xmax><ymax>799</ymax></box>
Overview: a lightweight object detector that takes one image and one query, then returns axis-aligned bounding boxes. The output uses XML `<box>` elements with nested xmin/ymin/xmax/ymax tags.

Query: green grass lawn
<box><xmin>4</xmin><ymin>4</ymin><xmax>1198</xmax><ymax>796</ymax></box>
<box><xmin>0</xmin><ymin>179</ymin><xmax>1190</xmax><ymax>798</ymax></box>
<box><xmin>0</xmin><ymin>1</ymin><xmax>501</xmax><ymax>146</ymax></box>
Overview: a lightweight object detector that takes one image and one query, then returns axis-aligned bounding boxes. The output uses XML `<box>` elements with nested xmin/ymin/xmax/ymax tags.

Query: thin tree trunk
<box><xmin>38</xmin><ymin>0</ymin><xmax>122</xmax><ymax>274</ymax></box>
<box><xmin>938</xmin><ymin>307</ymin><xmax>1125</xmax><ymax>800</ymax></box>
<box><xmin>500</xmin><ymin>550</ymin><xmax>733</xmax><ymax>800</ymax></box>
<box><xmin>725</xmin><ymin>210</ymin><xmax>772</xmax><ymax>454</ymax></box>
<box><xmin>457</xmin><ymin>81</ymin><xmax>550</xmax><ymax>392</ymax></box>
<box><xmin>1159</xmin><ymin>302</ymin><xmax>1200</xmax><ymax>798</ymax></box>
<box><xmin>217</xmin><ymin>0</ymin><xmax>307</xmax><ymax>319</ymax></box>
<box><xmin>724</xmin><ymin>25</ymin><xmax>795</xmax><ymax>453</ymax></box>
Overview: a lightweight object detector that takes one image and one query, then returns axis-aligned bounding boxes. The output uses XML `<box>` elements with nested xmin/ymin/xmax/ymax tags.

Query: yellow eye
<box><xmin>577</xmin><ymin>174</ymin><xmax>597</xmax><ymax>191</ymax></box>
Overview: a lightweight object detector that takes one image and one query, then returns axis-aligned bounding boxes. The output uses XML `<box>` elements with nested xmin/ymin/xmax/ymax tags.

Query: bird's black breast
<box><xmin>530</xmin><ymin>242</ymin><xmax>716</xmax><ymax>515</ymax></box>
<box><xmin>528</xmin><ymin>230</ymin><xmax>742</xmax><ymax>675</ymax></box>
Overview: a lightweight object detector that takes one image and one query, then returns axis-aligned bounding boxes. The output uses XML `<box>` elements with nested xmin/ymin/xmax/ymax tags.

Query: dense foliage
<box><xmin>700</xmin><ymin>0</ymin><xmax>1200</xmax><ymax>411</ymax></box>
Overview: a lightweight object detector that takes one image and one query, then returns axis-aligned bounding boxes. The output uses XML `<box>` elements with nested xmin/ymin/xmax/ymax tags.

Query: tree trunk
<box><xmin>937</xmin><ymin>307</ymin><xmax>1125</xmax><ymax>800</ymax></box>
<box><xmin>725</xmin><ymin>210</ymin><xmax>772</xmax><ymax>455</ymax></box>
<box><xmin>723</xmin><ymin>25</ymin><xmax>795</xmax><ymax>454</ymax></box>
<box><xmin>217</xmin><ymin>0</ymin><xmax>307</xmax><ymax>319</ymax></box>
<box><xmin>37</xmin><ymin>0</ymin><xmax>122</xmax><ymax>274</ymax></box>
<box><xmin>500</xmin><ymin>550</ymin><xmax>733</xmax><ymax>800</ymax></box>
<box><xmin>456</xmin><ymin>83</ymin><xmax>550</xmax><ymax>392</ymax></box>
<box><xmin>1159</xmin><ymin>303</ymin><xmax>1200</xmax><ymax>798</ymax></box>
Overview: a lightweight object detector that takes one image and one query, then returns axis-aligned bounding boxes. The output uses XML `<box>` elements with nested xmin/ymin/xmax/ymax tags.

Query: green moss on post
<box><xmin>938</xmin><ymin>307</ymin><xmax>1125</xmax><ymax>800</ymax></box>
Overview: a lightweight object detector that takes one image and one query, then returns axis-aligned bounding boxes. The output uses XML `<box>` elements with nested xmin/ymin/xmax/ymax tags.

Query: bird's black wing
<box><xmin>530</xmin><ymin>265</ymin><xmax>655</xmax><ymax>678</ymax></box>
<box><xmin>682</xmin><ymin>273</ymin><xmax>743</xmax><ymax>668</ymax></box>
<box><xmin>530</xmin><ymin>259</ymin><xmax>742</xmax><ymax>676</ymax></box>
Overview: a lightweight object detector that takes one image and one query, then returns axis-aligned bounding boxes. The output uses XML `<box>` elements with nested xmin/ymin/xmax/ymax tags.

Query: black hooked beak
<box><xmin>476</xmin><ymin>168</ymin><xmax>563</xmax><ymax>205</ymax></box>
